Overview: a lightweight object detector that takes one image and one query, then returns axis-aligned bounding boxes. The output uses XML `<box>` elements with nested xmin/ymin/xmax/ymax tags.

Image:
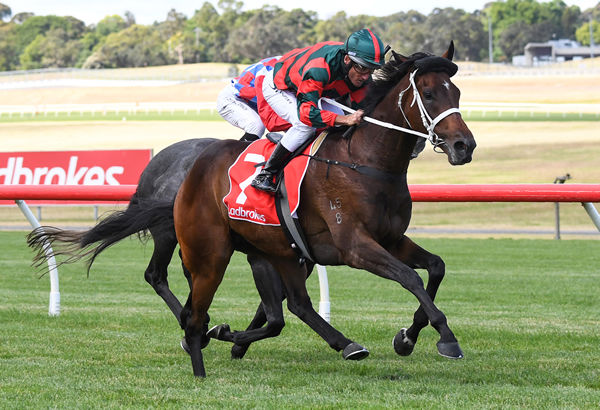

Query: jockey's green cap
<box><xmin>344</xmin><ymin>29</ymin><xmax>385</xmax><ymax>69</ymax></box>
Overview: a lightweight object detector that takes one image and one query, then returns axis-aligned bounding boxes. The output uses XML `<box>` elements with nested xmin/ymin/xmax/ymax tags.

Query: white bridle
<box><xmin>321</xmin><ymin>68</ymin><xmax>461</xmax><ymax>151</ymax></box>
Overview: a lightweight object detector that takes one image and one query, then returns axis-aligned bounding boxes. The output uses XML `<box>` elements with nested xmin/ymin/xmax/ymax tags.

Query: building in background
<box><xmin>514</xmin><ymin>39</ymin><xmax>600</xmax><ymax>66</ymax></box>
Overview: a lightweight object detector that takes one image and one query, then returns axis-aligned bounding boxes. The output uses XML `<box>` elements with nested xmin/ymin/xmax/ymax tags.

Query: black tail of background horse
<box><xmin>27</xmin><ymin>138</ymin><xmax>217</xmax><ymax>327</ymax></box>
<box><xmin>27</xmin><ymin>196</ymin><xmax>174</xmax><ymax>272</ymax></box>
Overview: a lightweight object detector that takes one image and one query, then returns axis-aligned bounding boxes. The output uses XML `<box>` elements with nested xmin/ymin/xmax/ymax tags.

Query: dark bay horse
<box><xmin>174</xmin><ymin>43</ymin><xmax>476</xmax><ymax>377</ymax></box>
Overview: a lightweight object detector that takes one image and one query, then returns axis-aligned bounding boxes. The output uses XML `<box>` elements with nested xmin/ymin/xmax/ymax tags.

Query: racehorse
<box><xmin>173</xmin><ymin>42</ymin><xmax>476</xmax><ymax>377</ymax></box>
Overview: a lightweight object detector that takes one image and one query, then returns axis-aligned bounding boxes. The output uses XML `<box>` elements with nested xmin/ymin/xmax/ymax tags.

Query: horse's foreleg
<box><xmin>345</xmin><ymin>237</ymin><xmax>462</xmax><ymax>359</ymax></box>
<box><xmin>389</xmin><ymin>236</ymin><xmax>447</xmax><ymax>356</ymax></box>
<box><xmin>270</xmin><ymin>257</ymin><xmax>368</xmax><ymax>361</ymax></box>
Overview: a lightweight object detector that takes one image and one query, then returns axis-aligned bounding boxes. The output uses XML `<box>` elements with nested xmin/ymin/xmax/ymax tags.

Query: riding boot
<box><xmin>240</xmin><ymin>132</ymin><xmax>259</xmax><ymax>142</ymax></box>
<box><xmin>250</xmin><ymin>141</ymin><xmax>291</xmax><ymax>193</ymax></box>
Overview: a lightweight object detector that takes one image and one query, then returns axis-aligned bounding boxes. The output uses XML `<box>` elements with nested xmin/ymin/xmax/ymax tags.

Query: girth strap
<box><xmin>305</xmin><ymin>155</ymin><xmax>406</xmax><ymax>184</ymax></box>
<box><xmin>275</xmin><ymin>177</ymin><xmax>314</xmax><ymax>264</ymax></box>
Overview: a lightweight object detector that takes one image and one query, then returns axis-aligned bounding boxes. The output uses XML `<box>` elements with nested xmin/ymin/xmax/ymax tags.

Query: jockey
<box><xmin>217</xmin><ymin>56</ymin><xmax>280</xmax><ymax>142</ymax></box>
<box><xmin>251</xmin><ymin>29</ymin><xmax>386</xmax><ymax>193</ymax></box>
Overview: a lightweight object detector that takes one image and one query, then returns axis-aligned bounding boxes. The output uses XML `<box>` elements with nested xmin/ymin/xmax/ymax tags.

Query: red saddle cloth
<box><xmin>223</xmin><ymin>139</ymin><xmax>313</xmax><ymax>226</ymax></box>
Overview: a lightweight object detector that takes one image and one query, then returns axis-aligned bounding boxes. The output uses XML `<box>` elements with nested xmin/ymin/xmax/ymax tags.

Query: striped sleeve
<box><xmin>295</xmin><ymin>63</ymin><xmax>337</xmax><ymax>128</ymax></box>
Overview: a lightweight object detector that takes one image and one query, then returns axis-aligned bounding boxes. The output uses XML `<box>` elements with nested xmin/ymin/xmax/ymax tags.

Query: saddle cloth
<box><xmin>223</xmin><ymin>136</ymin><xmax>325</xmax><ymax>226</ymax></box>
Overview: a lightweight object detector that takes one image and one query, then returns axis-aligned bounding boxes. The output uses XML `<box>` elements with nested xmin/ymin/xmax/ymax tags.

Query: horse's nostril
<box><xmin>454</xmin><ymin>140</ymin><xmax>466</xmax><ymax>152</ymax></box>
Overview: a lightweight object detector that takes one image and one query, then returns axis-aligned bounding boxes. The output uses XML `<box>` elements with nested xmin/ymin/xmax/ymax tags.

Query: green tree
<box><xmin>420</xmin><ymin>8</ymin><xmax>486</xmax><ymax>60</ymax></box>
<box><xmin>488</xmin><ymin>0</ymin><xmax>580</xmax><ymax>61</ymax></box>
<box><xmin>83</xmin><ymin>24</ymin><xmax>167</xmax><ymax>68</ymax></box>
<box><xmin>159</xmin><ymin>8</ymin><xmax>187</xmax><ymax>40</ymax></box>
<box><xmin>19</xmin><ymin>27</ymin><xmax>83</xmax><ymax>69</ymax></box>
<box><xmin>75</xmin><ymin>15</ymin><xmax>129</xmax><ymax>67</ymax></box>
<box><xmin>185</xmin><ymin>1</ymin><xmax>249</xmax><ymax>62</ymax></box>
<box><xmin>575</xmin><ymin>20</ymin><xmax>600</xmax><ymax>45</ymax></box>
<box><xmin>313</xmin><ymin>12</ymin><xmax>351</xmax><ymax>43</ymax></box>
<box><xmin>16</xmin><ymin>15</ymin><xmax>86</xmax><ymax>51</ymax></box>
<box><xmin>95</xmin><ymin>14</ymin><xmax>128</xmax><ymax>37</ymax></box>
<box><xmin>0</xmin><ymin>22</ymin><xmax>19</xmax><ymax>70</ymax></box>
<box><xmin>379</xmin><ymin>11</ymin><xmax>428</xmax><ymax>56</ymax></box>
<box><xmin>225</xmin><ymin>6</ymin><xmax>317</xmax><ymax>62</ymax></box>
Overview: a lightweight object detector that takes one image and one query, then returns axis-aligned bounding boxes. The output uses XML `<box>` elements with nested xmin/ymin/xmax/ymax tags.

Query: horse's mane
<box><xmin>361</xmin><ymin>51</ymin><xmax>431</xmax><ymax>113</ymax></box>
<box><xmin>362</xmin><ymin>50</ymin><xmax>458</xmax><ymax>115</ymax></box>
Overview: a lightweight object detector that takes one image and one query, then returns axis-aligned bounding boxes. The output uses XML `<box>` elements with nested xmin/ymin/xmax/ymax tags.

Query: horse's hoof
<box><xmin>437</xmin><ymin>341</ymin><xmax>464</xmax><ymax>359</ymax></box>
<box><xmin>181</xmin><ymin>336</ymin><xmax>210</xmax><ymax>355</ymax></box>
<box><xmin>231</xmin><ymin>344</ymin><xmax>249</xmax><ymax>360</ymax></box>
<box><xmin>180</xmin><ymin>338</ymin><xmax>191</xmax><ymax>355</ymax></box>
<box><xmin>342</xmin><ymin>342</ymin><xmax>369</xmax><ymax>361</ymax></box>
<box><xmin>207</xmin><ymin>324</ymin><xmax>230</xmax><ymax>341</ymax></box>
<box><xmin>393</xmin><ymin>328</ymin><xmax>415</xmax><ymax>356</ymax></box>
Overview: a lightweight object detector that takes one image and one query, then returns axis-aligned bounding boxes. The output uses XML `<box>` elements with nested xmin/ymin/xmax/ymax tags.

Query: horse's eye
<box><xmin>423</xmin><ymin>91</ymin><xmax>433</xmax><ymax>101</ymax></box>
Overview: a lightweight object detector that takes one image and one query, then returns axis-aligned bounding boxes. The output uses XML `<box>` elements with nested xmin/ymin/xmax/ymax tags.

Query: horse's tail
<box><xmin>27</xmin><ymin>195</ymin><xmax>174</xmax><ymax>273</ymax></box>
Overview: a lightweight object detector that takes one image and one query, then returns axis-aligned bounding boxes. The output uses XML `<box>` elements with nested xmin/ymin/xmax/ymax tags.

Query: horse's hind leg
<box><xmin>229</xmin><ymin>301</ymin><xmax>268</xmax><ymax>359</ymax></box>
<box><xmin>389</xmin><ymin>236</ymin><xmax>461</xmax><ymax>358</ymax></box>
<box><xmin>180</xmin><ymin>248</ymin><xmax>232</xmax><ymax>377</ymax></box>
<box><xmin>144</xmin><ymin>232</ymin><xmax>183</xmax><ymax>323</ymax></box>
<box><xmin>210</xmin><ymin>253</ymin><xmax>286</xmax><ymax>358</ymax></box>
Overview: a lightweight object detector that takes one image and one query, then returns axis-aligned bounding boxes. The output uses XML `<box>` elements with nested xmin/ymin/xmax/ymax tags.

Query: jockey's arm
<box><xmin>334</xmin><ymin>110</ymin><xmax>364</xmax><ymax>126</ymax></box>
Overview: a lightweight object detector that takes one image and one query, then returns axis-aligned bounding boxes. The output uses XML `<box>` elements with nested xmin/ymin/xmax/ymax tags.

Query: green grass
<box><xmin>1</xmin><ymin>110</ymin><xmax>598</xmax><ymax>123</ymax></box>
<box><xmin>1</xmin><ymin>231</ymin><xmax>599</xmax><ymax>408</ymax></box>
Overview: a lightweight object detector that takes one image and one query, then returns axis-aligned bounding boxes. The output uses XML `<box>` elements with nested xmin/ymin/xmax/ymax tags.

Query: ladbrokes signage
<box><xmin>0</xmin><ymin>150</ymin><xmax>152</xmax><ymax>204</ymax></box>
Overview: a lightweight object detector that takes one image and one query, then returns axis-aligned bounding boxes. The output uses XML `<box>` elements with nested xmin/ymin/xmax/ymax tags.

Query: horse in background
<box><xmin>27</xmin><ymin>138</ymin><xmax>288</xmax><ymax>358</ymax></box>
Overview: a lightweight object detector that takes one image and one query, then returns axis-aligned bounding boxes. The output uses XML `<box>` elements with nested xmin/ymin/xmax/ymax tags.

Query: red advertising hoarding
<box><xmin>0</xmin><ymin>150</ymin><xmax>152</xmax><ymax>204</ymax></box>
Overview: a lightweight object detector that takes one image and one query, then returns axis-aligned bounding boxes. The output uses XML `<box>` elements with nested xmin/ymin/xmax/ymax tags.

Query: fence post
<box><xmin>553</xmin><ymin>174</ymin><xmax>571</xmax><ymax>240</ymax></box>
<box><xmin>316</xmin><ymin>265</ymin><xmax>330</xmax><ymax>323</ymax></box>
<box><xmin>582</xmin><ymin>202</ymin><xmax>600</xmax><ymax>232</ymax></box>
<box><xmin>15</xmin><ymin>200</ymin><xmax>60</xmax><ymax>316</ymax></box>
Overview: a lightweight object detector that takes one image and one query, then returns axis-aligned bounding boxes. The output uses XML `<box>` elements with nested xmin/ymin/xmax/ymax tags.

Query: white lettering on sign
<box><xmin>235</xmin><ymin>153</ymin><xmax>265</xmax><ymax>205</ymax></box>
<box><xmin>228</xmin><ymin>206</ymin><xmax>266</xmax><ymax>222</ymax></box>
<box><xmin>0</xmin><ymin>156</ymin><xmax>124</xmax><ymax>185</ymax></box>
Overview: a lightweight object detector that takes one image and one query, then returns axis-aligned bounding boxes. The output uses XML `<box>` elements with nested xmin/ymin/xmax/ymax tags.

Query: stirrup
<box><xmin>251</xmin><ymin>174</ymin><xmax>277</xmax><ymax>193</ymax></box>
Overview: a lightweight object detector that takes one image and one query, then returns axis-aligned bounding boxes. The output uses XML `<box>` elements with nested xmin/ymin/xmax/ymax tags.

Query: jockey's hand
<box><xmin>335</xmin><ymin>110</ymin><xmax>364</xmax><ymax>126</ymax></box>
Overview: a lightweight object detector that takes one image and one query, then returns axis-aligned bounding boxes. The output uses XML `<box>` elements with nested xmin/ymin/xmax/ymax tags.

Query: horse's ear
<box><xmin>392</xmin><ymin>50</ymin><xmax>408</xmax><ymax>63</ymax></box>
<box><xmin>442</xmin><ymin>41</ymin><xmax>455</xmax><ymax>61</ymax></box>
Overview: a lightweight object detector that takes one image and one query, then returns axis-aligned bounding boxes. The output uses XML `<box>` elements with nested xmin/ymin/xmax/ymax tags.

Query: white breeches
<box><xmin>216</xmin><ymin>85</ymin><xmax>266</xmax><ymax>137</ymax></box>
<box><xmin>261</xmin><ymin>70</ymin><xmax>344</xmax><ymax>152</ymax></box>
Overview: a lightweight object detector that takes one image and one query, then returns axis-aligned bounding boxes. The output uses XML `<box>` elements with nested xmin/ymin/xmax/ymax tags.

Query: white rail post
<box><xmin>316</xmin><ymin>264</ymin><xmax>330</xmax><ymax>323</ymax></box>
<box><xmin>15</xmin><ymin>200</ymin><xmax>60</xmax><ymax>316</ymax></box>
<box><xmin>582</xmin><ymin>202</ymin><xmax>600</xmax><ymax>232</ymax></box>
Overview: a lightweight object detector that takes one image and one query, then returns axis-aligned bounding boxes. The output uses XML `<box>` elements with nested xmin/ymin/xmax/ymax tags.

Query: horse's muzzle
<box><xmin>447</xmin><ymin>134</ymin><xmax>476</xmax><ymax>165</ymax></box>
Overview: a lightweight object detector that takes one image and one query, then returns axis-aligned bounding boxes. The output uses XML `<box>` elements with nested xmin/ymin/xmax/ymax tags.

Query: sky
<box><xmin>6</xmin><ymin>0</ymin><xmax>599</xmax><ymax>26</ymax></box>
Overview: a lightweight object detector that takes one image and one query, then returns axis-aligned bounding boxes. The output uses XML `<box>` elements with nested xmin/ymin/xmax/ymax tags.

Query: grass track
<box><xmin>1</xmin><ymin>232</ymin><xmax>599</xmax><ymax>408</ymax></box>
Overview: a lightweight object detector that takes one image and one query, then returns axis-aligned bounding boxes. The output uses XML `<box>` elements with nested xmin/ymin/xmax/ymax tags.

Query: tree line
<box><xmin>0</xmin><ymin>0</ymin><xmax>599</xmax><ymax>71</ymax></box>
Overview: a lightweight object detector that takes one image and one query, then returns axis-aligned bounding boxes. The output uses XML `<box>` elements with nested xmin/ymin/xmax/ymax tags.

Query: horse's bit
<box><xmin>322</xmin><ymin>68</ymin><xmax>461</xmax><ymax>152</ymax></box>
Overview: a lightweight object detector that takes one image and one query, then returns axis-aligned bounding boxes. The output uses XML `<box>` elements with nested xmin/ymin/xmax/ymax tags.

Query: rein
<box><xmin>321</xmin><ymin>68</ymin><xmax>461</xmax><ymax>152</ymax></box>
<box><xmin>310</xmin><ymin>66</ymin><xmax>462</xmax><ymax>184</ymax></box>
